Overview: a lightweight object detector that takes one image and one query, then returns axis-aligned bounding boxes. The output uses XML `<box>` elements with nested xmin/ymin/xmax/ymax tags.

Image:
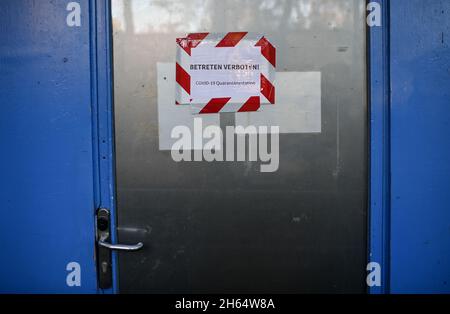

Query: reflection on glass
<box><xmin>112</xmin><ymin>0</ymin><xmax>359</xmax><ymax>34</ymax></box>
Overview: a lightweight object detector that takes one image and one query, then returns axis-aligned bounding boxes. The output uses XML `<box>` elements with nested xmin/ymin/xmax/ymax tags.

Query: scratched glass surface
<box><xmin>112</xmin><ymin>0</ymin><xmax>368</xmax><ymax>293</ymax></box>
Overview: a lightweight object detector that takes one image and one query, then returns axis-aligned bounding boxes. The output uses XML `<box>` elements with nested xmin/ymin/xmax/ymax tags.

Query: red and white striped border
<box><xmin>175</xmin><ymin>32</ymin><xmax>276</xmax><ymax>114</ymax></box>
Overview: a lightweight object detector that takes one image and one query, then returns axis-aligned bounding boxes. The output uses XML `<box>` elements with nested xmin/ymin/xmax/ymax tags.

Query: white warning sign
<box><xmin>190</xmin><ymin>45</ymin><xmax>261</xmax><ymax>104</ymax></box>
<box><xmin>176</xmin><ymin>32</ymin><xmax>276</xmax><ymax>114</ymax></box>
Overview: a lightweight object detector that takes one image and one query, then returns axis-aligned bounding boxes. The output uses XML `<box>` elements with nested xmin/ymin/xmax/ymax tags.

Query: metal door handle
<box><xmin>98</xmin><ymin>240</ymin><xmax>143</xmax><ymax>251</ymax></box>
<box><xmin>96</xmin><ymin>208</ymin><xmax>143</xmax><ymax>288</ymax></box>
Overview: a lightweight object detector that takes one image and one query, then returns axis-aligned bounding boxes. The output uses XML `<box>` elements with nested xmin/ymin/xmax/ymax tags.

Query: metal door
<box><xmin>112</xmin><ymin>0</ymin><xmax>368</xmax><ymax>293</ymax></box>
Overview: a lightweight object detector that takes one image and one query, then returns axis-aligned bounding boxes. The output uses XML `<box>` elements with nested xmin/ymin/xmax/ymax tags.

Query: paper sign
<box><xmin>190</xmin><ymin>45</ymin><xmax>261</xmax><ymax>103</ymax></box>
<box><xmin>176</xmin><ymin>32</ymin><xmax>276</xmax><ymax>114</ymax></box>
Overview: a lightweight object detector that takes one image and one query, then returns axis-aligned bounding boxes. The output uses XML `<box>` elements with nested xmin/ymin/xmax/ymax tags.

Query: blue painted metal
<box><xmin>0</xmin><ymin>0</ymin><xmax>115</xmax><ymax>293</ymax></box>
<box><xmin>91</xmin><ymin>0</ymin><xmax>119</xmax><ymax>294</ymax></box>
<box><xmin>368</xmin><ymin>0</ymin><xmax>391</xmax><ymax>294</ymax></box>
<box><xmin>389</xmin><ymin>0</ymin><xmax>450</xmax><ymax>293</ymax></box>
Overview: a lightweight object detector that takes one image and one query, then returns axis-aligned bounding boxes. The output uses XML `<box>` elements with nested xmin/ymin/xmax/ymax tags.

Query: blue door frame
<box><xmin>368</xmin><ymin>0</ymin><xmax>390</xmax><ymax>294</ymax></box>
<box><xmin>92</xmin><ymin>0</ymin><xmax>118</xmax><ymax>294</ymax></box>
